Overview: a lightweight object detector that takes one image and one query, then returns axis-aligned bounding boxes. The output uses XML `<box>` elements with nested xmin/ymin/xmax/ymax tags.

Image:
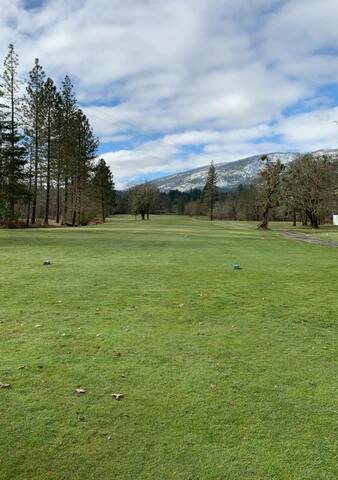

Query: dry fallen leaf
<box><xmin>209</xmin><ymin>383</ymin><xmax>218</xmax><ymax>390</ymax></box>
<box><xmin>0</xmin><ymin>383</ymin><xmax>11</xmax><ymax>389</ymax></box>
<box><xmin>112</xmin><ymin>393</ymin><xmax>124</xmax><ymax>400</ymax></box>
<box><xmin>18</xmin><ymin>365</ymin><xmax>27</xmax><ymax>370</ymax></box>
<box><xmin>75</xmin><ymin>388</ymin><xmax>86</xmax><ymax>394</ymax></box>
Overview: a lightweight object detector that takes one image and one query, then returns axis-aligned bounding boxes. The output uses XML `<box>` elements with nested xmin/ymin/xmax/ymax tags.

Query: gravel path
<box><xmin>281</xmin><ymin>231</ymin><xmax>338</xmax><ymax>248</ymax></box>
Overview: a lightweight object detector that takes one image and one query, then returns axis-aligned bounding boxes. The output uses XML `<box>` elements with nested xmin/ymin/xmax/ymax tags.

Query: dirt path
<box><xmin>280</xmin><ymin>231</ymin><xmax>338</xmax><ymax>248</ymax></box>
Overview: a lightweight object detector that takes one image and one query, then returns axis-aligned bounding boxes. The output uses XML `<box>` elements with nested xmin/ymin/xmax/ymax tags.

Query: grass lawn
<box><xmin>0</xmin><ymin>215</ymin><xmax>337</xmax><ymax>480</ymax></box>
<box><xmin>274</xmin><ymin>222</ymin><xmax>338</xmax><ymax>243</ymax></box>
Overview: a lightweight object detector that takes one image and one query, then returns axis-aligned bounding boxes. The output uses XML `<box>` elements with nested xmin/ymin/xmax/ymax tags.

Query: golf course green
<box><xmin>0</xmin><ymin>216</ymin><xmax>336</xmax><ymax>479</ymax></box>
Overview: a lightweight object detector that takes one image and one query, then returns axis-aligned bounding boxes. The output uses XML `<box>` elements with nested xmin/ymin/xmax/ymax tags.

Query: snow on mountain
<box><xmin>151</xmin><ymin>149</ymin><xmax>338</xmax><ymax>192</ymax></box>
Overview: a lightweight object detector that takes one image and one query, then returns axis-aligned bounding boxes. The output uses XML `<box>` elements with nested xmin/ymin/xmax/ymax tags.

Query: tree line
<box><xmin>257</xmin><ymin>153</ymin><xmax>337</xmax><ymax>229</ymax></box>
<box><xmin>0</xmin><ymin>44</ymin><xmax>115</xmax><ymax>227</ymax></box>
<box><xmin>2</xmin><ymin>43</ymin><xmax>333</xmax><ymax>228</ymax></box>
<box><xmin>116</xmin><ymin>154</ymin><xmax>338</xmax><ymax>228</ymax></box>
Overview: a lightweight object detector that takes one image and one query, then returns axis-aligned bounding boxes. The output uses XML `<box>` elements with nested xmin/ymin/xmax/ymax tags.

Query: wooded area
<box><xmin>0</xmin><ymin>45</ymin><xmax>115</xmax><ymax>227</ymax></box>
<box><xmin>116</xmin><ymin>154</ymin><xmax>338</xmax><ymax>228</ymax></box>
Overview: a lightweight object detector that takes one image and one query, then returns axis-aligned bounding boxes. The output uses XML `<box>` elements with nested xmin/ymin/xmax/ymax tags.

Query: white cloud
<box><xmin>275</xmin><ymin>107</ymin><xmax>338</xmax><ymax>150</ymax></box>
<box><xmin>1</xmin><ymin>0</ymin><xmax>338</xmax><ymax>186</ymax></box>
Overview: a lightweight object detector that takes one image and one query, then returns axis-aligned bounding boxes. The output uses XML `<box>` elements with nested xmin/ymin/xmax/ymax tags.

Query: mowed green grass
<box><xmin>0</xmin><ymin>215</ymin><xmax>337</xmax><ymax>480</ymax></box>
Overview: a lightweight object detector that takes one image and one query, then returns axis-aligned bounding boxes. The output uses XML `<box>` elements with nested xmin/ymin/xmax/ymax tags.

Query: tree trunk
<box><xmin>26</xmin><ymin>150</ymin><xmax>33</xmax><ymax>228</ymax></box>
<box><xmin>56</xmin><ymin>175</ymin><xmax>61</xmax><ymax>223</ymax></box>
<box><xmin>258</xmin><ymin>208</ymin><xmax>269</xmax><ymax>229</ymax></box>
<box><xmin>62</xmin><ymin>177</ymin><xmax>68</xmax><ymax>224</ymax></box>
<box><xmin>292</xmin><ymin>208</ymin><xmax>297</xmax><ymax>227</ymax></box>
<box><xmin>210</xmin><ymin>200</ymin><xmax>214</xmax><ymax>221</ymax></box>
<box><xmin>56</xmin><ymin>140</ymin><xmax>62</xmax><ymax>223</ymax></box>
<box><xmin>310</xmin><ymin>213</ymin><xmax>319</xmax><ymax>229</ymax></box>
<box><xmin>44</xmin><ymin>113</ymin><xmax>51</xmax><ymax>225</ymax></box>
<box><xmin>31</xmin><ymin>117</ymin><xmax>39</xmax><ymax>224</ymax></box>
<box><xmin>9</xmin><ymin>65</ymin><xmax>15</xmax><ymax>220</ymax></box>
<box><xmin>101</xmin><ymin>193</ymin><xmax>105</xmax><ymax>223</ymax></box>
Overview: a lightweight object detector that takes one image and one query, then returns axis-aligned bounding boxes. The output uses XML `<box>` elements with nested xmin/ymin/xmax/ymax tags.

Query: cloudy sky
<box><xmin>1</xmin><ymin>0</ymin><xmax>338</xmax><ymax>187</ymax></box>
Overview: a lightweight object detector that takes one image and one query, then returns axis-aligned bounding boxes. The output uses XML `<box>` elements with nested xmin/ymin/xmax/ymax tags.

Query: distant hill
<box><xmin>151</xmin><ymin>149</ymin><xmax>338</xmax><ymax>192</ymax></box>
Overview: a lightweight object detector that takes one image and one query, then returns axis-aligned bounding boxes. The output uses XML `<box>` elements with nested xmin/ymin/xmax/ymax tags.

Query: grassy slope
<box><xmin>0</xmin><ymin>216</ymin><xmax>337</xmax><ymax>480</ymax></box>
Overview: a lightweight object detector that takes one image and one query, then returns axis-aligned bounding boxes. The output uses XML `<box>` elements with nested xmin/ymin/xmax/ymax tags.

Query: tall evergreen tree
<box><xmin>70</xmin><ymin>109</ymin><xmax>98</xmax><ymax>225</ymax></box>
<box><xmin>0</xmin><ymin>44</ymin><xmax>28</xmax><ymax>221</ymax></box>
<box><xmin>0</xmin><ymin>46</ymin><xmax>102</xmax><ymax>227</ymax></box>
<box><xmin>60</xmin><ymin>75</ymin><xmax>77</xmax><ymax>224</ymax></box>
<box><xmin>24</xmin><ymin>58</ymin><xmax>46</xmax><ymax>224</ymax></box>
<box><xmin>0</xmin><ymin>77</ymin><xmax>6</xmax><ymax>216</ymax></box>
<box><xmin>42</xmin><ymin>77</ymin><xmax>57</xmax><ymax>224</ymax></box>
<box><xmin>92</xmin><ymin>158</ymin><xmax>115</xmax><ymax>222</ymax></box>
<box><xmin>202</xmin><ymin>161</ymin><xmax>218</xmax><ymax>220</ymax></box>
<box><xmin>53</xmin><ymin>92</ymin><xmax>64</xmax><ymax>223</ymax></box>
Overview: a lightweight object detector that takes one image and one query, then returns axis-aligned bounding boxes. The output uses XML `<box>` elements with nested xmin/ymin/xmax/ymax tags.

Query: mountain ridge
<box><xmin>151</xmin><ymin>149</ymin><xmax>338</xmax><ymax>192</ymax></box>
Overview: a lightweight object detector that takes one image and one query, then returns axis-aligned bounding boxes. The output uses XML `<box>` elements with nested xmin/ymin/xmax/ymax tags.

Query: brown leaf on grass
<box><xmin>75</xmin><ymin>388</ymin><xmax>86</xmax><ymax>394</ymax></box>
<box><xmin>209</xmin><ymin>383</ymin><xmax>218</xmax><ymax>390</ymax></box>
<box><xmin>0</xmin><ymin>383</ymin><xmax>11</xmax><ymax>389</ymax></box>
<box><xmin>112</xmin><ymin>393</ymin><xmax>124</xmax><ymax>400</ymax></box>
<box><xmin>18</xmin><ymin>365</ymin><xmax>27</xmax><ymax>370</ymax></box>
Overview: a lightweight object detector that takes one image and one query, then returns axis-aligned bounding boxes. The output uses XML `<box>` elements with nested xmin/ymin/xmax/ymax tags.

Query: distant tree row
<box><xmin>0</xmin><ymin>44</ymin><xmax>115</xmax><ymax>226</ymax></box>
<box><xmin>257</xmin><ymin>153</ymin><xmax>337</xmax><ymax>229</ymax></box>
<box><xmin>116</xmin><ymin>155</ymin><xmax>338</xmax><ymax>228</ymax></box>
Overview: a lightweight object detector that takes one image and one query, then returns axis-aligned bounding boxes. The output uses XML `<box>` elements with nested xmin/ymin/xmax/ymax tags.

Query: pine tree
<box><xmin>42</xmin><ymin>77</ymin><xmax>57</xmax><ymax>224</ymax></box>
<box><xmin>0</xmin><ymin>44</ymin><xmax>28</xmax><ymax>222</ymax></box>
<box><xmin>60</xmin><ymin>75</ymin><xmax>77</xmax><ymax>224</ymax></box>
<box><xmin>0</xmin><ymin>78</ymin><xmax>6</xmax><ymax>217</ymax></box>
<box><xmin>202</xmin><ymin>161</ymin><xmax>218</xmax><ymax>220</ymax></box>
<box><xmin>92</xmin><ymin>159</ymin><xmax>115</xmax><ymax>222</ymax></box>
<box><xmin>24</xmin><ymin>58</ymin><xmax>46</xmax><ymax>224</ymax></box>
<box><xmin>53</xmin><ymin>92</ymin><xmax>63</xmax><ymax>223</ymax></box>
<box><xmin>0</xmin><ymin>46</ymin><xmax>101</xmax><ymax>227</ymax></box>
<box><xmin>71</xmin><ymin>109</ymin><xmax>98</xmax><ymax>225</ymax></box>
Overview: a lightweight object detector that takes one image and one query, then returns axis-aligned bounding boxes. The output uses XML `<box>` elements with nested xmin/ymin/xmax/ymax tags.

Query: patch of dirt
<box><xmin>281</xmin><ymin>231</ymin><xmax>338</xmax><ymax>248</ymax></box>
